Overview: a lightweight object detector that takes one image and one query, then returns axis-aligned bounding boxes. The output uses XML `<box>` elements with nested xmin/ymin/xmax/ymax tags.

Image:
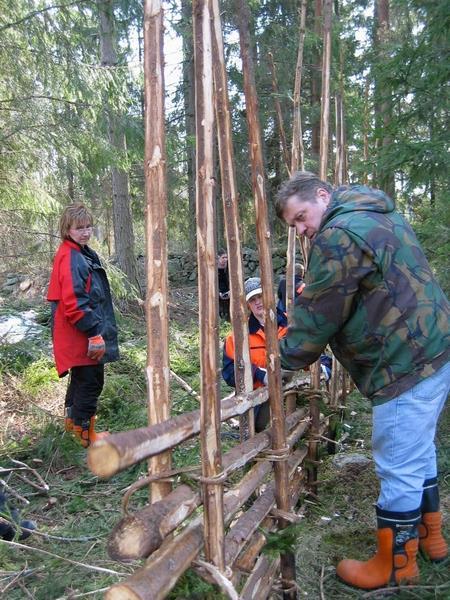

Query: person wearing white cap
<box><xmin>222</xmin><ymin>277</ymin><xmax>288</xmax><ymax>432</ymax></box>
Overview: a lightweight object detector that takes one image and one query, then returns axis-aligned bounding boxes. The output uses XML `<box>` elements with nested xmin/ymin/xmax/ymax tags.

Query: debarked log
<box><xmin>107</xmin><ymin>409</ymin><xmax>308</xmax><ymax>561</ymax></box>
<box><xmin>107</xmin><ymin>484</ymin><xmax>198</xmax><ymax>561</ymax></box>
<box><xmin>233</xmin><ymin>448</ymin><xmax>307</xmax><ymax>576</ymax></box>
<box><xmin>224</xmin><ymin>446</ymin><xmax>307</xmax><ymax>567</ymax></box>
<box><xmin>240</xmin><ymin>554</ymin><xmax>280</xmax><ymax>600</ymax></box>
<box><xmin>88</xmin><ymin>387</ymin><xmax>268</xmax><ymax>479</ymax></box>
<box><xmin>105</xmin><ymin>448</ymin><xmax>305</xmax><ymax>599</ymax></box>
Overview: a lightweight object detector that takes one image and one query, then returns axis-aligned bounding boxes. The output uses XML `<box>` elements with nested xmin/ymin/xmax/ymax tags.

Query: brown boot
<box><xmin>418</xmin><ymin>478</ymin><xmax>448</xmax><ymax>562</ymax></box>
<box><xmin>73</xmin><ymin>417</ymin><xmax>109</xmax><ymax>448</ymax></box>
<box><xmin>64</xmin><ymin>407</ymin><xmax>74</xmax><ymax>432</ymax></box>
<box><xmin>336</xmin><ymin>507</ymin><xmax>420</xmax><ymax>590</ymax></box>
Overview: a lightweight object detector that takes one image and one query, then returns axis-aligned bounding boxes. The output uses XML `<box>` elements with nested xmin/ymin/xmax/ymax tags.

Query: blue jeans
<box><xmin>372</xmin><ymin>361</ymin><xmax>450</xmax><ymax>512</ymax></box>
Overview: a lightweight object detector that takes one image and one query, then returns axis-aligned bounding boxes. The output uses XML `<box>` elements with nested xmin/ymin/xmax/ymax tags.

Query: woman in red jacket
<box><xmin>47</xmin><ymin>204</ymin><xmax>119</xmax><ymax>447</ymax></box>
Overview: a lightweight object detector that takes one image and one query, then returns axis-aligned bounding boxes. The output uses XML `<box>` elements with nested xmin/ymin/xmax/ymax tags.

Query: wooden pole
<box><xmin>318</xmin><ymin>0</ymin><xmax>333</xmax><ymax>181</ymax></box>
<box><xmin>268</xmin><ymin>51</ymin><xmax>290</xmax><ymax>173</ymax></box>
<box><xmin>87</xmin><ymin>387</ymin><xmax>269</xmax><ymax>479</ymax></box>
<box><xmin>288</xmin><ymin>0</ymin><xmax>308</xmax><ymax>300</ymax></box>
<box><xmin>193</xmin><ymin>0</ymin><xmax>225</xmax><ymax>570</ymax></box>
<box><xmin>329</xmin><ymin>46</ymin><xmax>347</xmax><ymax>441</ymax></box>
<box><xmin>143</xmin><ymin>0</ymin><xmax>171</xmax><ymax>502</ymax></box>
<box><xmin>236</xmin><ymin>1</ymin><xmax>297</xmax><ymax>596</ymax></box>
<box><xmin>291</xmin><ymin>0</ymin><xmax>307</xmax><ymax>176</ymax></box>
<box><xmin>307</xmin><ymin>0</ymin><xmax>333</xmax><ymax>480</ymax></box>
<box><xmin>210</xmin><ymin>0</ymin><xmax>254</xmax><ymax>439</ymax></box>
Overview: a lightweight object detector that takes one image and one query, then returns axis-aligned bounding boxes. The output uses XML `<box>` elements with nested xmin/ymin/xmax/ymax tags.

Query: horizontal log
<box><xmin>88</xmin><ymin>387</ymin><xmax>268</xmax><ymax>478</ymax></box>
<box><xmin>240</xmin><ymin>554</ymin><xmax>280</xmax><ymax>600</ymax></box>
<box><xmin>107</xmin><ymin>484</ymin><xmax>198</xmax><ymax>561</ymax></box>
<box><xmin>225</xmin><ymin>447</ymin><xmax>307</xmax><ymax>566</ymax></box>
<box><xmin>105</xmin><ymin>525</ymin><xmax>204</xmax><ymax>600</ymax></box>
<box><xmin>234</xmin><ymin>529</ymin><xmax>267</xmax><ymax>573</ymax></box>
<box><xmin>105</xmin><ymin>445</ymin><xmax>305</xmax><ymax>600</ymax></box>
<box><xmin>106</xmin><ymin>410</ymin><xmax>308</xmax><ymax>561</ymax></box>
<box><xmin>233</xmin><ymin>463</ymin><xmax>305</xmax><ymax>575</ymax></box>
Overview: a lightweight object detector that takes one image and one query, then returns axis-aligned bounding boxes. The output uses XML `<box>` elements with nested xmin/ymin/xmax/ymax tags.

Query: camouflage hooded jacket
<box><xmin>279</xmin><ymin>184</ymin><xmax>450</xmax><ymax>405</ymax></box>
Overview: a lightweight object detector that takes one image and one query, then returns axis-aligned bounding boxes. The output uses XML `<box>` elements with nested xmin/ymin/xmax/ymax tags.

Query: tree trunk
<box><xmin>373</xmin><ymin>0</ymin><xmax>394</xmax><ymax>197</ymax></box>
<box><xmin>311</xmin><ymin>0</ymin><xmax>323</xmax><ymax>162</ymax></box>
<box><xmin>182</xmin><ymin>0</ymin><xmax>197</xmax><ymax>252</ymax></box>
<box><xmin>97</xmin><ymin>0</ymin><xmax>139</xmax><ymax>290</ymax></box>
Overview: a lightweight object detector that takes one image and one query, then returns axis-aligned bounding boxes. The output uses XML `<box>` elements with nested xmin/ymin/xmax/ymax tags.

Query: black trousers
<box><xmin>219</xmin><ymin>298</ymin><xmax>230</xmax><ymax>321</ymax></box>
<box><xmin>255</xmin><ymin>401</ymin><xmax>270</xmax><ymax>433</ymax></box>
<box><xmin>65</xmin><ymin>365</ymin><xmax>104</xmax><ymax>423</ymax></box>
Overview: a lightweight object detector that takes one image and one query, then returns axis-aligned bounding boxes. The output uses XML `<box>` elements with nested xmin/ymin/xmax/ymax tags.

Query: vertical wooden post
<box><xmin>329</xmin><ymin>54</ymin><xmax>347</xmax><ymax>441</ymax></box>
<box><xmin>318</xmin><ymin>0</ymin><xmax>333</xmax><ymax>181</ymax></box>
<box><xmin>287</xmin><ymin>0</ymin><xmax>308</xmax><ymax>320</ymax></box>
<box><xmin>143</xmin><ymin>0</ymin><xmax>172</xmax><ymax>502</ymax></box>
<box><xmin>308</xmin><ymin>0</ymin><xmax>333</xmax><ymax>492</ymax></box>
<box><xmin>193</xmin><ymin>0</ymin><xmax>225</xmax><ymax>570</ymax></box>
<box><xmin>291</xmin><ymin>0</ymin><xmax>307</xmax><ymax>176</ymax></box>
<box><xmin>210</xmin><ymin>0</ymin><xmax>254</xmax><ymax>439</ymax></box>
<box><xmin>236</xmin><ymin>1</ymin><xmax>297</xmax><ymax>597</ymax></box>
<box><xmin>268</xmin><ymin>52</ymin><xmax>290</xmax><ymax>173</ymax></box>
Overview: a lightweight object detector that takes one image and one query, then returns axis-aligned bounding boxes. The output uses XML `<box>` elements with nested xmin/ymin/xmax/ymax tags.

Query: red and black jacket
<box><xmin>222</xmin><ymin>308</ymin><xmax>288</xmax><ymax>389</ymax></box>
<box><xmin>47</xmin><ymin>239</ymin><xmax>119</xmax><ymax>377</ymax></box>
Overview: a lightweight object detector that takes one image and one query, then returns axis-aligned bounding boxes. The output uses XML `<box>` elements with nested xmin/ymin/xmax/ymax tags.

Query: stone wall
<box><xmin>138</xmin><ymin>246</ymin><xmax>293</xmax><ymax>286</ymax></box>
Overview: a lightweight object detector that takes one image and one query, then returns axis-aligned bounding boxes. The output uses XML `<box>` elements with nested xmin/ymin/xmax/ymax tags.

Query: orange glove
<box><xmin>87</xmin><ymin>335</ymin><xmax>105</xmax><ymax>361</ymax></box>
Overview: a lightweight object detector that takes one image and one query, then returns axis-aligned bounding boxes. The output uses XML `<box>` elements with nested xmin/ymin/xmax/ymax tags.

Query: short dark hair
<box><xmin>275</xmin><ymin>171</ymin><xmax>333</xmax><ymax>218</ymax></box>
<box><xmin>217</xmin><ymin>248</ymin><xmax>227</xmax><ymax>257</ymax></box>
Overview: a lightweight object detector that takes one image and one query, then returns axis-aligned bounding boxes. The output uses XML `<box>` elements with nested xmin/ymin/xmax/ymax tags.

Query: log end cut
<box><xmin>87</xmin><ymin>439</ymin><xmax>121</xmax><ymax>478</ymax></box>
<box><xmin>107</xmin><ymin>516</ymin><xmax>162</xmax><ymax>561</ymax></box>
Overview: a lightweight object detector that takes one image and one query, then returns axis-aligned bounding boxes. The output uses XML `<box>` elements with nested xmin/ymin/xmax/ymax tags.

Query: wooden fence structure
<box><xmin>87</xmin><ymin>1</ymin><xmax>347</xmax><ymax>598</ymax></box>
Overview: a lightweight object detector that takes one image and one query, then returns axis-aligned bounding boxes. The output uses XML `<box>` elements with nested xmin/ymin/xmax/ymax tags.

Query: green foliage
<box><xmin>20</xmin><ymin>357</ymin><xmax>59</xmax><ymax>396</ymax></box>
<box><xmin>262</xmin><ymin>522</ymin><xmax>303</xmax><ymax>557</ymax></box>
<box><xmin>411</xmin><ymin>192</ymin><xmax>450</xmax><ymax>295</ymax></box>
<box><xmin>0</xmin><ymin>340</ymin><xmax>45</xmax><ymax>375</ymax></box>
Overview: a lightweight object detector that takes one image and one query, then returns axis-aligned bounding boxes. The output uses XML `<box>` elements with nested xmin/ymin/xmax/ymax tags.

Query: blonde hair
<box><xmin>59</xmin><ymin>203</ymin><xmax>93</xmax><ymax>240</ymax></box>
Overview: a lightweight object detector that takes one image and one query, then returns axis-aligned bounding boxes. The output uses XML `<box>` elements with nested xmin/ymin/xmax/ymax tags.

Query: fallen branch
<box><xmin>362</xmin><ymin>582</ymin><xmax>450</xmax><ymax>598</ymax></box>
<box><xmin>320</xmin><ymin>564</ymin><xmax>326</xmax><ymax>600</ymax></box>
<box><xmin>0</xmin><ymin>479</ymin><xmax>29</xmax><ymax>504</ymax></box>
<box><xmin>0</xmin><ymin>539</ymin><xmax>128</xmax><ymax>576</ymax></box>
<box><xmin>0</xmin><ymin>519</ymin><xmax>100</xmax><ymax>543</ymax></box>
<box><xmin>170</xmin><ymin>370</ymin><xmax>200</xmax><ymax>400</ymax></box>
<box><xmin>0</xmin><ymin>566</ymin><xmax>35</xmax><ymax>596</ymax></box>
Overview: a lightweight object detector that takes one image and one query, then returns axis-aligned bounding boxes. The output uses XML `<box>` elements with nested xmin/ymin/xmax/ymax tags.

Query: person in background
<box><xmin>47</xmin><ymin>203</ymin><xmax>119</xmax><ymax>448</ymax></box>
<box><xmin>275</xmin><ymin>170</ymin><xmax>449</xmax><ymax>590</ymax></box>
<box><xmin>222</xmin><ymin>277</ymin><xmax>288</xmax><ymax>432</ymax></box>
<box><xmin>217</xmin><ymin>249</ymin><xmax>230</xmax><ymax>321</ymax></box>
<box><xmin>277</xmin><ymin>262</ymin><xmax>305</xmax><ymax>313</ymax></box>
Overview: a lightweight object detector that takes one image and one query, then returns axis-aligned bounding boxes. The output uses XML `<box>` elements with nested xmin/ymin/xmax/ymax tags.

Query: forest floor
<box><xmin>0</xmin><ymin>288</ymin><xmax>449</xmax><ymax>600</ymax></box>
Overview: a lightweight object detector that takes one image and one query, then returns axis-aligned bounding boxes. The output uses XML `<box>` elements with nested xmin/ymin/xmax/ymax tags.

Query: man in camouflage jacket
<box><xmin>275</xmin><ymin>171</ymin><xmax>449</xmax><ymax>590</ymax></box>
